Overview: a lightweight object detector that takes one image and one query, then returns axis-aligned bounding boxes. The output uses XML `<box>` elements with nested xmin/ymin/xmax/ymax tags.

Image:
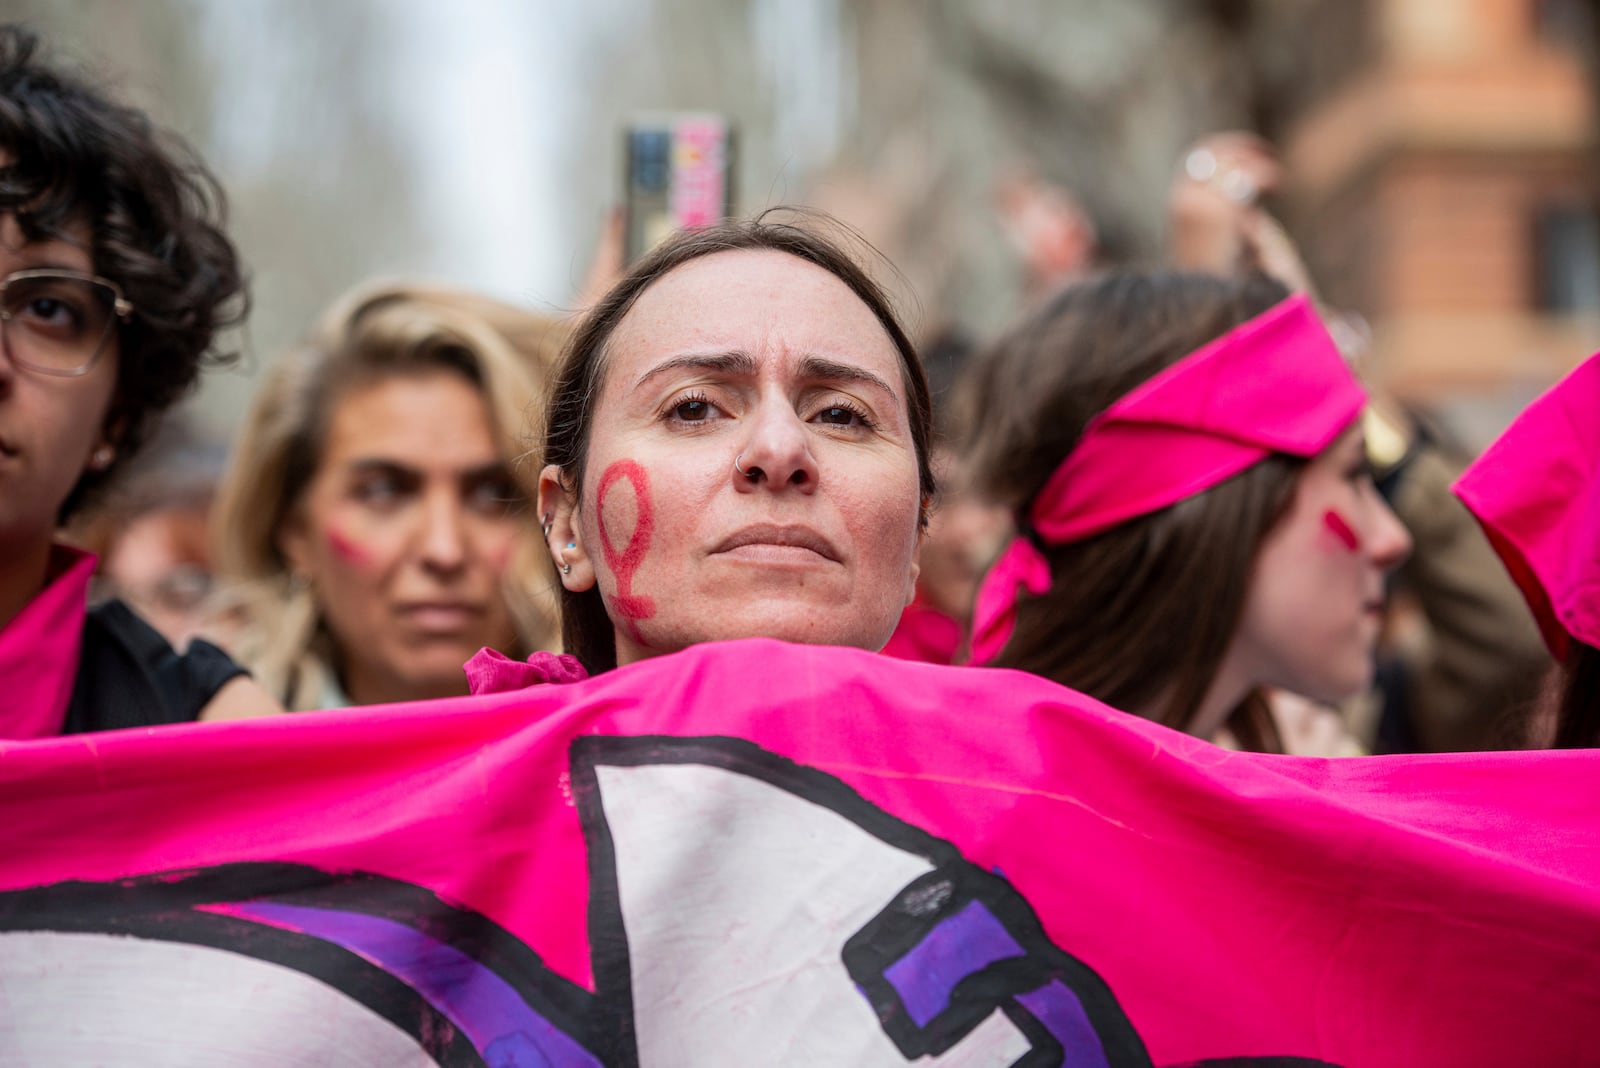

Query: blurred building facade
<box><xmin>0</xmin><ymin>0</ymin><xmax>1594</xmax><ymax>446</ymax></box>
<box><xmin>562</xmin><ymin>0</ymin><xmax>1600</xmax><ymax>442</ymax></box>
<box><xmin>564</xmin><ymin>0</ymin><xmax>1296</xmax><ymax>335</ymax></box>
<box><xmin>1284</xmin><ymin>0</ymin><xmax>1600</xmax><ymax>437</ymax></box>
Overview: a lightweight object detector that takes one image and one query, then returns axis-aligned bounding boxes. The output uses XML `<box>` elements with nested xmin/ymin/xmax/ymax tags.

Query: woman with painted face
<box><xmin>212</xmin><ymin>282</ymin><xmax>566</xmax><ymax>711</ymax></box>
<box><xmin>0</xmin><ymin>27</ymin><xmax>274</xmax><ymax>735</ymax></box>
<box><xmin>507</xmin><ymin>214</ymin><xmax>932</xmax><ymax>680</ymax></box>
<box><xmin>961</xmin><ymin>270</ymin><xmax>1411</xmax><ymax>752</ymax></box>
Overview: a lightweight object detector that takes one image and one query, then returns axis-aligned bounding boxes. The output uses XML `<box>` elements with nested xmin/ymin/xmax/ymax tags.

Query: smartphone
<box><xmin>623</xmin><ymin>113</ymin><xmax>736</xmax><ymax>263</ymax></box>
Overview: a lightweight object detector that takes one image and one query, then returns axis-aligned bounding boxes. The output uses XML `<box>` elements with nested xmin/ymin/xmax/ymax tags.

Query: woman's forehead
<box><xmin>1322</xmin><ymin>421</ymin><xmax>1365</xmax><ymax>457</ymax></box>
<box><xmin>0</xmin><ymin>150</ymin><xmax>97</xmax><ymax>264</ymax></box>
<box><xmin>0</xmin><ymin>211</ymin><xmax>95</xmax><ymax>270</ymax></box>
<box><xmin>605</xmin><ymin>249</ymin><xmax>902</xmax><ymax>384</ymax></box>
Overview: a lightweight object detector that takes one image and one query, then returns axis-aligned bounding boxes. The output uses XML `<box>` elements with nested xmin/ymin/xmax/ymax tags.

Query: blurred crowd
<box><xmin>5</xmin><ymin>20</ymin><xmax>1592</xmax><ymax>756</ymax></box>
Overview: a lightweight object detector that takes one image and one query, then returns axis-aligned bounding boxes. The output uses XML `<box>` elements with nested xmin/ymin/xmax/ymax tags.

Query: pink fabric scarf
<box><xmin>970</xmin><ymin>294</ymin><xmax>1366</xmax><ymax>664</ymax></box>
<box><xmin>0</xmin><ymin>546</ymin><xmax>95</xmax><ymax>739</ymax></box>
<box><xmin>1453</xmin><ymin>351</ymin><xmax>1600</xmax><ymax>658</ymax></box>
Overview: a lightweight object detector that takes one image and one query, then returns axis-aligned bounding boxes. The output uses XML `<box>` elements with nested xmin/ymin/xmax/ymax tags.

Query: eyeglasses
<box><xmin>0</xmin><ymin>268</ymin><xmax>133</xmax><ymax>377</ymax></box>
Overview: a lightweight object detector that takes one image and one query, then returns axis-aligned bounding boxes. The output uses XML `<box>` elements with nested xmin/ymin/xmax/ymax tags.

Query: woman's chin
<box><xmin>625</xmin><ymin>604</ymin><xmax>898</xmax><ymax>660</ymax></box>
<box><xmin>1291</xmin><ymin>665</ymin><xmax>1373</xmax><ymax>710</ymax></box>
<box><xmin>380</xmin><ymin>657</ymin><xmax>482</xmax><ymax>702</ymax></box>
<box><xmin>745</xmin><ymin>599</ymin><xmax>894</xmax><ymax>649</ymax></box>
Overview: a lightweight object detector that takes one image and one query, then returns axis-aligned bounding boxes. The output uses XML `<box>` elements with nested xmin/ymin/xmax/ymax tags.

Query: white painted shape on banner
<box><xmin>595</xmin><ymin>761</ymin><xmax>1033</xmax><ymax>1065</ymax></box>
<box><xmin>0</xmin><ymin>931</ymin><xmax>437</xmax><ymax>1067</ymax></box>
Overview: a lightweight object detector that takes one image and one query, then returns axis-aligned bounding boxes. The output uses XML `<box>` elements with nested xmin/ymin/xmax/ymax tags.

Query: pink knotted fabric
<box><xmin>1452</xmin><ymin>352</ymin><xmax>1600</xmax><ymax>659</ymax></box>
<box><xmin>968</xmin><ymin>536</ymin><xmax>1053</xmax><ymax>666</ymax></box>
<box><xmin>465</xmin><ymin>647</ymin><xmax>589</xmax><ymax>695</ymax></box>
<box><xmin>0</xmin><ymin>546</ymin><xmax>95</xmax><ymax>739</ymax></box>
<box><xmin>970</xmin><ymin>294</ymin><xmax>1365</xmax><ymax>665</ymax></box>
<box><xmin>881</xmin><ymin>596</ymin><xmax>965</xmax><ymax>665</ymax></box>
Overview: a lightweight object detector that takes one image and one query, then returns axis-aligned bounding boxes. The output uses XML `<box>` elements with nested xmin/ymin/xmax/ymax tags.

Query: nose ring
<box><xmin>734</xmin><ymin>453</ymin><xmax>759</xmax><ymax>482</ymax></box>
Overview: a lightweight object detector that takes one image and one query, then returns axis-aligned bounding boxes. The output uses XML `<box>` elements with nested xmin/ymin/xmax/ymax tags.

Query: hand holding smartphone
<box><xmin>623</xmin><ymin>113</ymin><xmax>736</xmax><ymax>263</ymax></box>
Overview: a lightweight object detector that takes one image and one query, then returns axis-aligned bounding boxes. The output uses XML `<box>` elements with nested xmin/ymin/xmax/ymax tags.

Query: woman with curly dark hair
<box><xmin>0</xmin><ymin>25</ymin><xmax>276</xmax><ymax>734</ymax></box>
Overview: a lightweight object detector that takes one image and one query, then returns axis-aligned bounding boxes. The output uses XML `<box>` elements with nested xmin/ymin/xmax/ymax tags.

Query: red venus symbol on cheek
<box><xmin>1323</xmin><ymin>509</ymin><xmax>1360</xmax><ymax>553</ymax></box>
<box><xmin>597</xmin><ymin>460</ymin><xmax>658</xmax><ymax>642</ymax></box>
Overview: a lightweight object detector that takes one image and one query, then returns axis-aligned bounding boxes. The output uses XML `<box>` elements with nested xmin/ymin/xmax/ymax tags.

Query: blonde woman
<box><xmin>212</xmin><ymin>283</ymin><xmax>565</xmax><ymax>711</ymax></box>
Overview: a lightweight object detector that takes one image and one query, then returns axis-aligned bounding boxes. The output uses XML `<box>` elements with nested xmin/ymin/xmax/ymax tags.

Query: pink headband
<box><xmin>970</xmin><ymin>293</ymin><xmax>1366</xmax><ymax>665</ymax></box>
<box><xmin>1452</xmin><ymin>353</ymin><xmax>1600</xmax><ymax>660</ymax></box>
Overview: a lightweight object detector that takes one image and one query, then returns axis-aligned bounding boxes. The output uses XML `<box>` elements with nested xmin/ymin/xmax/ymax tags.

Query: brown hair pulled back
<box><xmin>1552</xmin><ymin>641</ymin><xmax>1600</xmax><ymax>748</ymax></box>
<box><xmin>543</xmin><ymin>211</ymin><xmax>936</xmax><ymax>675</ymax></box>
<box><xmin>964</xmin><ymin>269</ymin><xmax>1300</xmax><ymax>750</ymax></box>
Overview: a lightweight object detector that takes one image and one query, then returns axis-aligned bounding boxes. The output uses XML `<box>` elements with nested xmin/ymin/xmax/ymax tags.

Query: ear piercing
<box><xmin>90</xmin><ymin>445</ymin><xmax>114</xmax><ymax>470</ymax></box>
<box><xmin>547</xmin><ymin>517</ymin><xmax>571</xmax><ymax>576</ymax></box>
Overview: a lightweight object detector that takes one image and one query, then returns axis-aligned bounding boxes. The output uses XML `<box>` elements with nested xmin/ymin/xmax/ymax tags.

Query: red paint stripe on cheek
<box><xmin>326</xmin><ymin>527</ymin><xmax>372</xmax><ymax>567</ymax></box>
<box><xmin>597</xmin><ymin>460</ymin><xmax>657</xmax><ymax>630</ymax></box>
<box><xmin>1323</xmin><ymin>509</ymin><xmax>1360</xmax><ymax>552</ymax></box>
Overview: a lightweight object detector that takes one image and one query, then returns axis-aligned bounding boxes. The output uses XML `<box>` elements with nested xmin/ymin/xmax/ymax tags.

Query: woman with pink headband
<box><xmin>1453</xmin><ymin>353</ymin><xmax>1600</xmax><ymax>748</ymax></box>
<box><xmin>964</xmin><ymin>270</ymin><xmax>1411</xmax><ymax>751</ymax></box>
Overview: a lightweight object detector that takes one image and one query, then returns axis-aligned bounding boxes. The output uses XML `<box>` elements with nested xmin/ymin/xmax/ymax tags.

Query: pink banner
<box><xmin>1</xmin><ymin>638</ymin><xmax>1596</xmax><ymax>1065</ymax></box>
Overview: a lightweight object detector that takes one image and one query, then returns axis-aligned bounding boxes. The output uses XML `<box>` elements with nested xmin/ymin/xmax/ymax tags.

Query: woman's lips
<box><xmin>711</xmin><ymin>523</ymin><xmax>841</xmax><ymax>563</ymax></box>
<box><xmin>396</xmin><ymin>602</ymin><xmax>484</xmax><ymax>633</ymax></box>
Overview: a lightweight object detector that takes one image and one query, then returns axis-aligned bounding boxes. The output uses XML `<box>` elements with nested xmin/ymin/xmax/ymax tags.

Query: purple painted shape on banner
<box><xmin>882</xmin><ymin>898</ymin><xmax>1026</xmax><ymax>1027</ymax></box>
<box><xmin>216</xmin><ymin>901</ymin><xmax>600</xmax><ymax>1067</ymax></box>
<box><xmin>1016</xmin><ymin>979</ymin><xmax>1112</xmax><ymax>1068</ymax></box>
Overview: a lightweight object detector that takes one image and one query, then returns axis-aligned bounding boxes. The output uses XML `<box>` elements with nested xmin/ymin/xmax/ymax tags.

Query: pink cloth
<box><xmin>968</xmin><ymin>535</ymin><xmax>1052</xmax><ymax>665</ymax></box>
<box><xmin>465</xmin><ymin>647</ymin><xmax>590</xmax><ymax>694</ymax></box>
<box><xmin>1453</xmin><ymin>352</ymin><xmax>1600</xmax><ymax>659</ymax></box>
<box><xmin>0</xmin><ymin>638</ymin><xmax>1595</xmax><ymax>1065</ymax></box>
<box><xmin>1033</xmin><ymin>293</ymin><xmax>1365</xmax><ymax>543</ymax></box>
<box><xmin>880</xmin><ymin>597</ymin><xmax>964</xmax><ymax>665</ymax></box>
<box><xmin>972</xmin><ymin>295</ymin><xmax>1365</xmax><ymax>666</ymax></box>
<box><xmin>0</xmin><ymin>546</ymin><xmax>95</xmax><ymax>739</ymax></box>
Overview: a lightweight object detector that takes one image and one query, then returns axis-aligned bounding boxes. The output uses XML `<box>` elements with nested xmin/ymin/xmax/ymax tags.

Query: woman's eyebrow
<box><xmin>797</xmin><ymin>355</ymin><xmax>897</xmax><ymax>399</ymax></box>
<box><xmin>9</xmin><ymin>249</ymin><xmax>94</xmax><ymax>273</ymax></box>
<box><xmin>634</xmin><ymin>351</ymin><xmax>757</xmax><ymax>393</ymax></box>
<box><xmin>630</xmin><ymin>350</ymin><xmax>898</xmax><ymax>400</ymax></box>
<box><xmin>346</xmin><ymin>458</ymin><xmax>417</xmax><ymax>475</ymax></box>
<box><xmin>342</xmin><ymin>458</ymin><xmax>421</xmax><ymax>485</ymax></box>
<box><xmin>459</xmin><ymin>461</ymin><xmax>515</xmax><ymax>481</ymax></box>
<box><xmin>346</xmin><ymin>458</ymin><xmax>512</xmax><ymax>481</ymax></box>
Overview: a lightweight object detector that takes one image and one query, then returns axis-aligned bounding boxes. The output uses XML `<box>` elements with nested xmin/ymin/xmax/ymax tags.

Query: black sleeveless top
<box><xmin>61</xmin><ymin>600</ymin><xmax>249</xmax><ymax>734</ymax></box>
